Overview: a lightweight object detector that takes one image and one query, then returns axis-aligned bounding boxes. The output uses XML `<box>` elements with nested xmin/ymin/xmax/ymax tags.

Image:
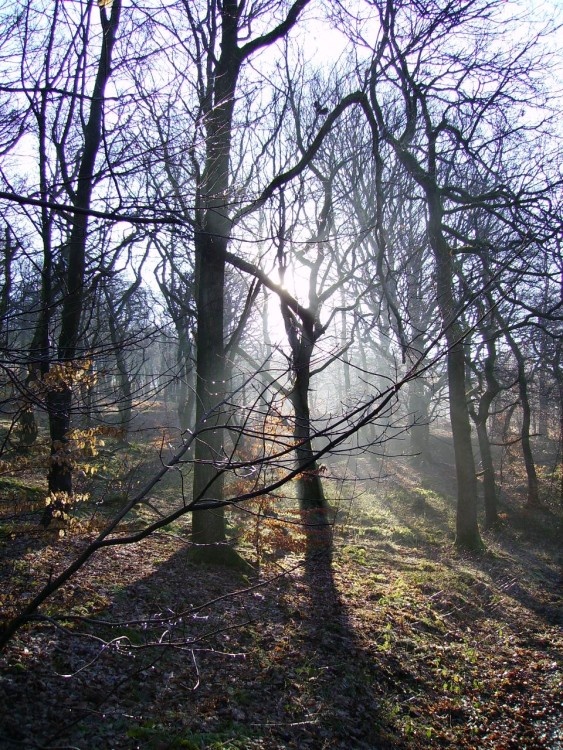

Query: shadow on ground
<box><xmin>0</xmin><ymin>468</ymin><xmax>561</xmax><ymax>750</ymax></box>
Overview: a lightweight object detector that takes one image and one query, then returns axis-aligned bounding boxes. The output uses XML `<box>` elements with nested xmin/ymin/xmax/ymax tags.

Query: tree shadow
<box><xmin>284</xmin><ymin>545</ymin><xmax>407</xmax><ymax>749</ymax></box>
<box><xmin>2</xmin><ymin>478</ymin><xmax>560</xmax><ymax>750</ymax></box>
<box><xmin>0</xmin><ymin>529</ymin><xmax>412</xmax><ymax>750</ymax></box>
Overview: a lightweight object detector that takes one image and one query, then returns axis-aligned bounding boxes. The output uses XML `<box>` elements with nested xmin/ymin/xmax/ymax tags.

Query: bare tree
<box><xmin>350</xmin><ymin>0</ymin><xmax>561</xmax><ymax>548</ymax></box>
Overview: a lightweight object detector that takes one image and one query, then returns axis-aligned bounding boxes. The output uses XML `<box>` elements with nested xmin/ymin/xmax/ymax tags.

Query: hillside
<box><xmin>0</xmin><ymin>441</ymin><xmax>561</xmax><ymax>749</ymax></box>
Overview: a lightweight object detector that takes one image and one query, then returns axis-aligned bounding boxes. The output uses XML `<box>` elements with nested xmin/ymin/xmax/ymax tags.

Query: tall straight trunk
<box><xmin>43</xmin><ymin>2</ymin><xmax>121</xmax><ymax>521</ymax></box>
<box><xmin>427</xmin><ymin>192</ymin><xmax>482</xmax><ymax>550</ymax></box>
<box><xmin>188</xmin><ymin>0</ymin><xmax>311</xmax><ymax>553</ymax></box>
<box><xmin>191</xmin><ymin>232</ymin><xmax>228</xmax><ymax>546</ymax></box>
<box><xmin>189</xmin><ymin>1</ymin><xmax>240</xmax><ymax>550</ymax></box>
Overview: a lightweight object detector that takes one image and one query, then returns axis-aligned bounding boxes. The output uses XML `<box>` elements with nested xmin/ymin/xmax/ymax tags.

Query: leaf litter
<box><xmin>0</xmin><ymin>472</ymin><xmax>561</xmax><ymax>749</ymax></box>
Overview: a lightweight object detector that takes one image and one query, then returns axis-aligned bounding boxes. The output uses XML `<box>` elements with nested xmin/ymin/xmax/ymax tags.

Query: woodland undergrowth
<box><xmin>0</xmin><ymin>430</ymin><xmax>561</xmax><ymax>750</ymax></box>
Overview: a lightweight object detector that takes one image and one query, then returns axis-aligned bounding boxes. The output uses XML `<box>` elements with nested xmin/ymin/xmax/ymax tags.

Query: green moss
<box><xmin>0</xmin><ymin>476</ymin><xmax>45</xmax><ymax>502</ymax></box>
<box><xmin>127</xmin><ymin>723</ymin><xmax>259</xmax><ymax>749</ymax></box>
<box><xmin>341</xmin><ymin>544</ymin><xmax>368</xmax><ymax>565</ymax></box>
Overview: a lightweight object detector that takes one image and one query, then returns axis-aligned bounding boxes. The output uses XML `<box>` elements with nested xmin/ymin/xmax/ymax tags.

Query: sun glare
<box><xmin>266</xmin><ymin>264</ymin><xmax>311</xmax><ymax>344</ymax></box>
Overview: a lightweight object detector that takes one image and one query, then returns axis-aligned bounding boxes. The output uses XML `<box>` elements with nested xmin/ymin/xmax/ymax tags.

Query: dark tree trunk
<box><xmin>504</xmin><ymin>331</ymin><xmax>540</xmax><ymax>507</ymax></box>
<box><xmin>446</xmin><ymin>343</ymin><xmax>482</xmax><ymax>548</ymax></box>
<box><xmin>189</xmin><ymin>0</ymin><xmax>240</xmax><ymax>552</ymax></box>
<box><xmin>288</xmin><ymin>329</ymin><xmax>330</xmax><ymax>554</ymax></box>
<box><xmin>475</xmin><ymin>420</ymin><xmax>498</xmax><ymax>528</ymax></box>
<box><xmin>42</xmin><ymin>1</ymin><xmax>121</xmax><ymax>523</ymax></box>
<box><xmin>188</xmin><ymin>0</ymin><xmax>311</xmax><ymax>556</ymax></box>
<box><xmin>469</xmin><ymin>331</ymin><xmax>500</xmax><ymax>528</ymax></box>
<box><xmin>427</xmin><ymin>191</ymin><xmax>483</xmax><ymax>551</ymax></box>
<box><xmin>0</xmin><ymin>226</ymin><xmax>15</xmax><ymax>348</ymax></box>
<box><xmin>45</xmin><ymin>388</ymin><xmax>74</xmax><ymax>506</ymax></box>
<box><xmin>191</xmin><ymin>233</ymin><xmax>228</xmax><ymax>547</ymax></box>
<box><xmin>519</xmin><ymin>369</ymin><xmax>540</xmax><ymax>507</ymax></box>
<box><xmin>559</xmin><ymin>377</ymin><xmax>563</xmax><ymax>506</ymax></box>
<box><xmin>368</xmin><ymin>57</ymin><xmax>483</xmax><ymax>549</ymax></box>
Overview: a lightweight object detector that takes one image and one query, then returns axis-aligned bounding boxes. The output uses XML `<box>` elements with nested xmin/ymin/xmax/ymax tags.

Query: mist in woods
<box><xmin>0</xmin><ymin>1</ymin><xmax>561</xmax><ymax>748</ymax></box>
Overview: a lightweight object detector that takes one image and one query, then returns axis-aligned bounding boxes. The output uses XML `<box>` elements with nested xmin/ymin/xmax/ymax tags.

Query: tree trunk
<box><xmin>559</xmin><ymin>378</ymin><xmax>563</xmax><ymax>506</ymax></box>
<box><xmin>282</xmin><ymin>303</ymin><xmax>330</xmax><ymax>554</ymax></box>
<box><xmin>186</xmin><ymin>0</ymin><xmax>311</xmax><ymax>558</ymax></box>
<box><xmin>370</xmin><ymin>71</ymin><xmax>483</xmax><ymax>549</ymax></box>
<box><xmin>469</xmin><ymin>331</ymin><xmax>500</xmax><ymax>528</ymax></box>
<box><xmin>427</xmin><ymin>191</ymin><xmax>483</xmax><ymax>551</ymax></box>
<box><xmin>188</xmin><ymin>2</ymin><xmax>240</xmax><ymax>553</ymax></box>
<box><xmin>290</xmin><ymin>364</ymin><xmax>330</xmax><ymax>552</ymax></box>
<box><xmin>519</xmin><ymin>368</ymin><xmax>540</xmax><ymax>507</ymax></box>
<box><xmin>475</xmin><ymin>420</ymin><xmax>498</xmax><ymax>528</ymax></box>
<box><xmin>191</xmin><ymin>233</ymin><xmax>227</xmax><ymax>547</ymax></box>
<box><xmin>42</xmin><ymin>1</ymin><xmax>121</xmax><ymax>523</ymax></box>
<box><xmin>45</xmin><ymin>383</ymin><xmax>75</xmax><ymax>508</ymax></box>
<box><xmin>0</xmin><ymin>226</ymin><xmax>15</xmax><ymax>349</ymax></box>
<box><xmin>504</xmin><ymin>330</ymin><xmax>540</xmax><ymax>507</ymax></box>
<box><xmin>446</xmin><ymin>343</ymin><xmax>482</xmax><ymax>548</ymax></box>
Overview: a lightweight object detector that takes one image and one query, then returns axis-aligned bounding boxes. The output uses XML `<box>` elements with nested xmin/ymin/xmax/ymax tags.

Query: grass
<box><xmin>0</xmin><ymin>432</ymin><xmax>561</xmax><ymax>749</ymax></box>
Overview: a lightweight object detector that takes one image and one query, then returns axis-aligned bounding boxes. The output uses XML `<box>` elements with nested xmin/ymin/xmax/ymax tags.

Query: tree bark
<box><xmin>475</xmin><ymin>420</ymin><xmax>498</xmax><ymax>527</ymax></box>
<box><xmin>189</xmin><ymin>0</ymin><xmax>312</xmax><ymax>554</ymax></box>
<box><xmin>287</xmin><ymin>321</ymin><xmax>330</xmax><ymax>554</ymax></box>
<box><xmin>426</xmin><ymin>190</ymin><xmax>483</xmax><ymax>550</ymax></box>
<box><xmin>468</xmin><ymin>332</ymin><xmax>500</xmax><ymax>528</ymax></box>
<box><xmin>503</xmin><ymin>329</ymin><xmax>540</xmax><ymax>507</ymax></box>
<box><xmin>191</xmin><ymin>233</ymin><xmax>228</xmax><ymax>547</ymax></box>
<box><xmin>43</xmin><ymin>1</ymin><xmax>121</xmax><ymax>522</ymax></box>
<box><xmin>365</xmin><ymin>35</ymin><xmax>483</xmax><ymax>549</ymax></box>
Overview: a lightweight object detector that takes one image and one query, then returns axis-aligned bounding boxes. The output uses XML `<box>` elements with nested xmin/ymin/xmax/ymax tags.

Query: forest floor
<box><xmin>0</xmin><ymin>429</ymin><xmax>561</xmax><ymax>749</ymax></box>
